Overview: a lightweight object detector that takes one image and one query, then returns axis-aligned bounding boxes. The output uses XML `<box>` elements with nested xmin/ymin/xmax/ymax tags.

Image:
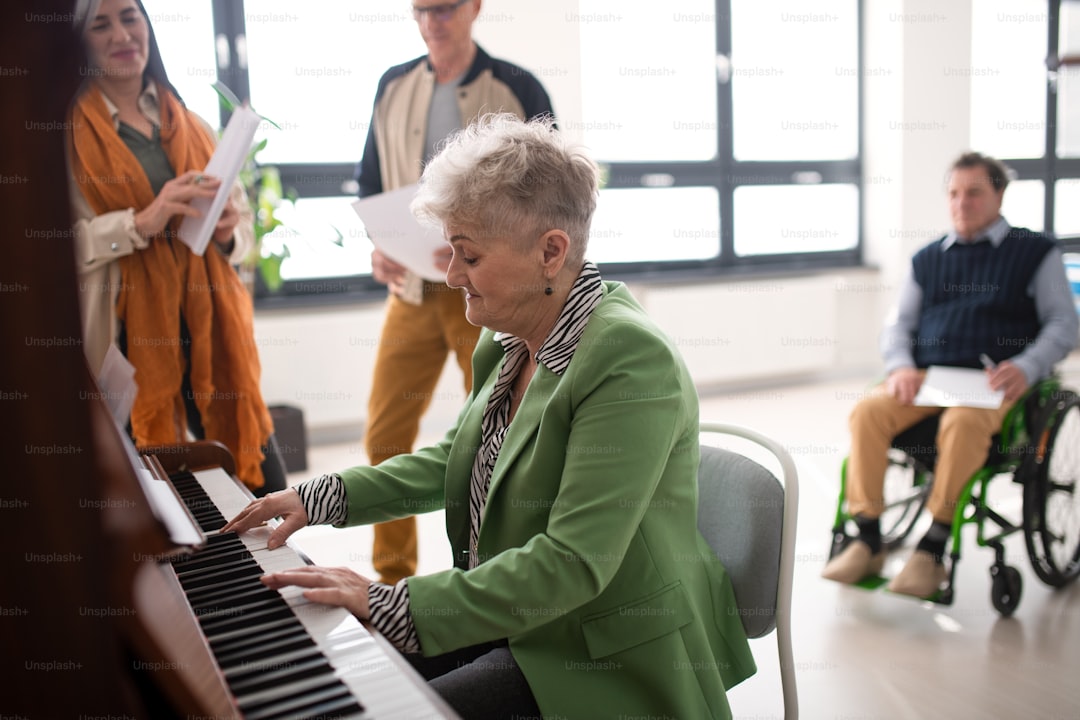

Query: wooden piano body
<box><xmin>0</xmin><ymin>5</ymin><xmax>454</xmax><ymax>716</ymax></box>
<box><xmin>134</xmin><ymin>443</ymin><xmax>458</xmax><ymax>719</ymax></box>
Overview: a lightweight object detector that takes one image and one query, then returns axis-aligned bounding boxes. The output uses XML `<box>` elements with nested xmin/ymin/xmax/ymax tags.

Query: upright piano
<box><xmin>2</xmin><ymin>4</ymin><xmax>456</xmax><ymax>714</ymax></box>
<box><xmin>132</xmin><ymin>443</ymin><xmax>459</xmax><ymax>720</ymax></box>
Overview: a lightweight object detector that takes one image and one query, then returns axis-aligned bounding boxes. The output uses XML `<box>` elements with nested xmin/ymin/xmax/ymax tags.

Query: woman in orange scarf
<box><xmin>69</xmin><ymin>0</ymin><xmax>286</xmax><ymax>496</ymax></box>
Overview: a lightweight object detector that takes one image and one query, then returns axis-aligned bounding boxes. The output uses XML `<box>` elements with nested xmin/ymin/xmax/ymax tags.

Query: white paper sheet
<box><xmin>351</xmin><ymin>184</ymin><xmax>447</xmax><ymax>282</ymax></box>
<box><xmin>178</xmin><ymin>106</ymin><xmax>261</xmax><ymax>256</ymax></box>
<box><xmin>136</xmin><ymin>468</ymin><xmax>205</xmax><ymax>548</ymax></box>
<box><xmin>95</xmin><ymin>343</ymin><xmax>137</xmax><ymax>427</ymax></box>
<box><xmin>914</xmin><ymin>365</ymin><xmax>1004</xmax><ymax>409</ymax></box>
<box><xmin>109</xmin><ymin>413</ymin><xmax>204</xmax><ymax>550</ymax></box>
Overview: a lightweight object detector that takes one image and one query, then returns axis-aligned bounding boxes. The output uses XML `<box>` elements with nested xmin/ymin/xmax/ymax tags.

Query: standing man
<box><xmin>356</xmin><ymin>0</ymin><xmax>555</xmax><ymax>584</ymax></box>
<box><xmin>823</xmin><ymin>152</ymin><xmax>1078</xmax><ymax>597</ymax></box>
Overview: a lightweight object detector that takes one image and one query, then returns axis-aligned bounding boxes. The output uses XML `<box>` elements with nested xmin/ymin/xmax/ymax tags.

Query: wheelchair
<box><xmin>828</xmin><ymin>376</ymin><xmax>1080</xmax><ymax>616</ymax></box>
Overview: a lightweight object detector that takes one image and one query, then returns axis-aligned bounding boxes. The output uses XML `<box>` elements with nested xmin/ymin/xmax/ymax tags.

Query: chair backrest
<box><xmin>697</xmin><ymin>444</ymin><xmax>784</xmax><ymax>637</ymax></box>
<box><xmin>697</xmin><ymin>422</ymin><xmax>799</xmax><ymax>720</ymax></box>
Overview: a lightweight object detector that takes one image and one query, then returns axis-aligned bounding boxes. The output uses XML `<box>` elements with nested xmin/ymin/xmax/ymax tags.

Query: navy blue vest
<box><xmin>911</xmin><ymin>227</ymin><xmax>1054</xmax><ymax>368</ymax></box>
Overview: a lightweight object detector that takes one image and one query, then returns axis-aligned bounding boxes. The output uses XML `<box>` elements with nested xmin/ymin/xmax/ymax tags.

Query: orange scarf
<box><xmin>70</xmin><ymin>83</ymin><xmax>272</xmax><ymax>491</ymax></box>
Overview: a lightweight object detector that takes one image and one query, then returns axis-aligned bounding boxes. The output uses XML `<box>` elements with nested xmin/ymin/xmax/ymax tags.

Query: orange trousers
<box><xmin>846</xmin><ymin>375</ymin><xmax>1016</xmax><ymax>524</ymax></box>
<box><xmin>366</xmin><ymin>283</ymin><xmax>479</xmax><ymax>584</ymax></box>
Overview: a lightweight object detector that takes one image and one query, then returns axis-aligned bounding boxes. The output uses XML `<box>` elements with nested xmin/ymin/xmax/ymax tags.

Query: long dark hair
<box><xmin>76</xmin><ymin>0</ymin><xmax>184</xmax><ymax>104</ymax></box>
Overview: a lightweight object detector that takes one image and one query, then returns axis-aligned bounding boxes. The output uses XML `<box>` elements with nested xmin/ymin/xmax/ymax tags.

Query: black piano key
<box><xmin>176</xmin><ymin>556</ymin><xmax>259</xmax><ymax>584</ymax></box>
<box><xmin>172</xmin><ymin>545</ymin><xmax>253</xmax><ymax>572</ymax></box>
<box><xmin>194</xmin><ymin>595</ymin><xmax>283</xmax><ymax>623</ymax></box>
<box><xmin>188</xmin><ymin>585</ymin><xmax>282</xmax><ymax>616</ymax></box>
<box><xmin>204</xmin><ymin>531</ymin><xmax>246</xmax><ymax>547</ymax></box>
<box><xmin>288</xmin><ymin>693</ymin><xmax>366</xmax><ymax>720</ymax></box>
<box><xmin>175</xmin><ymin>559</ymin><xmax>264</xmax><ymax>592</ymax></box>
<box><xmin>204</xmin><ymin>613</ymin><xmax>305</xmax><ymax>646</ymax></box>
<box><xmin>206</xmin><ymin>620</ymin><xmax>311</xmax><ymax>659</ymax></box>
<box><xmin>173</xmin><ymin>535</ymin><xmax>252</xmax><ymax>564</ymax></box>
<box><xmin>238</xmin><ymin>677</ymin><xmax>364</xmax><ymax>720</ymax></box>
<box><xmin>169</xmin><ymin>471</ymin><xmax>228</xmax><ymax>530</ymax></box>
<box><xmin>182</xmin><ymin>571</ymin><xmax>265</xmax><ymax>605</ymax></box>
<box><xmin>195</xmin><ymin>596</ymin><xmax>285</xmax><ymax>629</ymax></box>
<box><xmin>232</xmin><ymin>664</ymin><xmax>341</xmax><ymax>703</ymax></box>
<box><xmin>226</xmin><ymin>650</ymin><xmax>330</xmax><ymax>693</ymax></box>
<box><xmin>215</xmin><ymin>631</ymin><xmax>316</xmax><ymax>672</ymax></box>
<box><xmin>243</xmin><ymin>685</ymin><xmax>363</xmax><ymax>720</ymax></box>
<box><xmin>288</xmin><ymin>692</ymin><xmax>367</xmax><ymax>720</ymax></box>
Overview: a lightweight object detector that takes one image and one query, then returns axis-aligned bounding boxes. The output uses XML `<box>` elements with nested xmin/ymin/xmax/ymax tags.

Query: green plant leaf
<box><xmin>258</xmin><ymin>253</ymin><xmax>286</xmax><ymax>293</ymax></box>
<box><xmin>327</xmin><ymin>224</ymin><xmax>345</xmax><ymax>247</ymax></box>
<box><xmin>597</xmin><ymin>162</ymin><xmax>611</xmax><ymax>189</ymax></box>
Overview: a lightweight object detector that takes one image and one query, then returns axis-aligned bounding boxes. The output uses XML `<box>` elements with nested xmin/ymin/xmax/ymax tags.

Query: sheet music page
<box><xmin>137</xmin><ymin>467</ymin><xmax>205</xmax><ymax>548</ymax></box>
<box><xmin>95</xmin><ymin>343</ymin><xmax>137</xmax><ymax>427</ymax></box>
<box><xmin>913</xmin><ymin>365</ymin><xmax>1004</xmax><ymax>409</ymax></box>
<box><xmin>178</xmin><ymin>106</ymin><xmax>261</xmax><ymax>256</ymax></box>
<box><xmin>351</xmin><ymin>184</ymin><xmax>447</xmax><ymax>282</ymax></box>
<box><xmin>106</xmin><ymin>413</ymin><xmax>204</xmax><ymax>548</ymax></box>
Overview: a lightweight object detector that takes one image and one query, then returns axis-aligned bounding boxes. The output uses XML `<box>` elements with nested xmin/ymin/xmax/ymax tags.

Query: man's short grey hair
<box><xmin>950</xmin><ymin>151</ymin><xmax>1011</xmax><ymax>192</ymax></box>
<box><xmin>412</xmin><ymin>113</ymin><xmax>599</xmax><ymax>264</ymax></box>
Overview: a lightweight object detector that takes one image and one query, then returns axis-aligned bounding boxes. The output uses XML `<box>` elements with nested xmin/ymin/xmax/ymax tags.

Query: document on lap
<box><xmin>178</xmin><ymin>106</ymin><xmax>261</xmax><ymax>256</ymax></box>
<box><xmin>913</xmin><ymin>365</ymin><xmax>1005</xmax><ymax>409</ymax></box>
<box><xmin>351</xmin><ymin>183</ymin><xmax>447</xmax><ymax>282</ymax></box>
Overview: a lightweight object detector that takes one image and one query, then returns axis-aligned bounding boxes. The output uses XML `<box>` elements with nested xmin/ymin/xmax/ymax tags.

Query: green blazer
<box><xmin>339</xmin><ymin>281</ymin><xmax>755</xmax><ymax>719</ymax></box>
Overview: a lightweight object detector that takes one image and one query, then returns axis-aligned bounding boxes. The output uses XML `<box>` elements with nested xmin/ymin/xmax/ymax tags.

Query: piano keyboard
<box><xmin>168</xmin><ymin>467</ymin><xmax>457</xmax><ymax>720</ymax></box>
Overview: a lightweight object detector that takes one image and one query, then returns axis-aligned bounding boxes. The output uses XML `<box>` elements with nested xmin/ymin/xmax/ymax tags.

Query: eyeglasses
<box><xmin>412</xmin><ymin>0</ymin><xmax>469</xmax><ymax>22</ymax></box>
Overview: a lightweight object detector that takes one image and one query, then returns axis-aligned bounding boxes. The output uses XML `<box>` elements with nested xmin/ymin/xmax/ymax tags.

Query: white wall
<box><xmin>256</xmin><ymin>0</ymin><xmax>983</xmax><ymax>441</ymax></box>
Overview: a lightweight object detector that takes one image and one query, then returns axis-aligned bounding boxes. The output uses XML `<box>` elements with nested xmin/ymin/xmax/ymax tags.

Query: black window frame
<box><xmin>980</xmin><ymin>1</ymin><xmax>1080</xmax><ymax>252</ymax></box>
<box><xmin>199</xmin><ymin>0</ymin><xmax>867</xmax><ymax>307</ymax></box>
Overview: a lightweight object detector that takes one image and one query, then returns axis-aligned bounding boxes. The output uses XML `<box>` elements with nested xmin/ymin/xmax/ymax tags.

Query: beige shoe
<box><xmin>887</xmin><ymin>550</ymin><xmax>948</xmax><ymax>598</ymax></box>
<box><xmin>822</xmin><ymin>541</ymin><xmax>886</xmax><ymax>584</ymax></box>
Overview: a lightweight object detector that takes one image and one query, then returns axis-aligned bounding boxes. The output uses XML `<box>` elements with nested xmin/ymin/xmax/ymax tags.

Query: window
<box><xmin>1056</xmin><ymin>1</ymin><xmax>1080</xmax><ymax>158</ymax></box>
<box><xmin>143</xmin><ymin>2</ymin><xmax>219</xmax><ymax>124</ymax></box>
<box><xmin>142</xmin><ymin>0</ymin><xmax>865</xmax><ymax>301</ymax></box>
<box><xmin>970</xmin><ymin>0</ymin><xmax>1047</xmax><ymax>160</ymax></box>
<box><xmin>245</xmin><ymin>3</ymin><xmax>425</xmax><ymax>165</ymax></box>
<box><xmin>579</xmin><ymin>0</ymin><xmax>862</xmax><ymax>273</ymax></box>
<box><xmin>240</xmin><ymin>2</ymin><xmax>427</xmax><ymax>283</ymax></box>
<box><xmin>969</xmin><ymin>0</ymin><xmax>1080</xmax><ymax>246</ymax></box>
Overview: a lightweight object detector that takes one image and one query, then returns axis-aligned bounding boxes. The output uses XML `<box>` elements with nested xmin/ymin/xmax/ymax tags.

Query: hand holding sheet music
<box><xmin>351</xmin><ymin>184</ymin><xmax>448</xmax><ymax>282</ymax></box>
<box><xmin>178</xmin><ymin>106</ymin><xmax>261</xmax><ymax>256</ymax></box>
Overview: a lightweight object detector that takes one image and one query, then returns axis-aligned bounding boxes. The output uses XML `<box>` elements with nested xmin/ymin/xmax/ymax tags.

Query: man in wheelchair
<box><xmin>822</xmin><ymin>152</ymin><xmax>1079</xmax><ymax>598</ymax></box>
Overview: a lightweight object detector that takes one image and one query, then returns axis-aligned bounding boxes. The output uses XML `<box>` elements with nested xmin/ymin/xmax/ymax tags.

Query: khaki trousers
<box><xmin>366</xmin><ymin>283</ymin><xmax>479</xmax><ymax>583</ymax></box>
<box><xmin>846</xmin><ymin>373</ymin><xmax>1016</xmax><ymax>524</ymax></box>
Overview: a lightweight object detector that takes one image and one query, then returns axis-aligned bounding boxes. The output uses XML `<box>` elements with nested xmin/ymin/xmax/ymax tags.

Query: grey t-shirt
<box><xmin>424</xmin><ymin>72</ymin><xmax>465</xmax><ymax>162</ymax></box>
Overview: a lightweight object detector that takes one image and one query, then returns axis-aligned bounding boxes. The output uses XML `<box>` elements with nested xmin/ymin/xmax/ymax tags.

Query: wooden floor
<box><xmin>287</xmin><ymin>353</ymin><xmax>1080</xmax><ymax>720</ymax></box>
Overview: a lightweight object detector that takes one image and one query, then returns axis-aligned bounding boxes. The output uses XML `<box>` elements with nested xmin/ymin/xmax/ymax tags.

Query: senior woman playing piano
<box><xmin>224</xmin><ymin>114</ymin><xmax>754</xmax><ymax>720</ymax></box>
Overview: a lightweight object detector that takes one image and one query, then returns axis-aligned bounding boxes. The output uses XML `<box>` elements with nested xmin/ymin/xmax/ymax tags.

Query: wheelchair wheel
<box><xmin>990</xmin><ymin>564</ymin><xmax>1022</xmax><ymax>617</ymax></box>
<box><xmin>1023</xmin><ymin>392</ymin><xmax>1080</xmax><ymax>587</ymax></box>
<box><xmin>880</xmin><ymin>449</ymin><xmax>931</xmax><ymax>551</ymax></box>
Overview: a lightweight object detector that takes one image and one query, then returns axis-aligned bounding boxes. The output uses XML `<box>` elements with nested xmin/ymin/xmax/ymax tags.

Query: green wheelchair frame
<box><xmin>828</xmin><ymin>377</ymin><xmax>1080</xmax><ymax>616</ymax></box>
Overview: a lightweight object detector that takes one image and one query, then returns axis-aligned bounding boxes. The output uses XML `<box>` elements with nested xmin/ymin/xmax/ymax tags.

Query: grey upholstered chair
<box><xmin>698</xmin><ymin>422</ymin><xmax>799</xmax><ymax>720</ymax></box>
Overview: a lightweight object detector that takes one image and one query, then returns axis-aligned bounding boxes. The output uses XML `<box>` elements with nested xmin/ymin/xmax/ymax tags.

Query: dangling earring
<box><xmin>544</xmin><ymin>285</ymin><xmax>553</xmax><ymax>296</ymax></box>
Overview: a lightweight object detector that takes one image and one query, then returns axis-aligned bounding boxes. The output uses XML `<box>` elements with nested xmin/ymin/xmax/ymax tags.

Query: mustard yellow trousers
<box><xmin>366</xmin><ymin>283</ymin><xmax>479</xmax><ymax>583</ymax></box>
<box><xmin>846</xmin><ymin>373</ymin><xmax>1016</xmax><ymax>524</ymax></box>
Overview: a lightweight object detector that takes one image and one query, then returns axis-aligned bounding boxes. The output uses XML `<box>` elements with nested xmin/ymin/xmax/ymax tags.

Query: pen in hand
<box><xmin>979</xmin><ymin>353</ymin><xmax>996</xmax><ymax>371</ymax></box>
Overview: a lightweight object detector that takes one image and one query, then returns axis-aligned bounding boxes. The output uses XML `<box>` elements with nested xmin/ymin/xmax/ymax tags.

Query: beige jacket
<box><xmin>356</xmin><ymin>45</ymin><xmax>554</xmax><ymax>302</ymax></box>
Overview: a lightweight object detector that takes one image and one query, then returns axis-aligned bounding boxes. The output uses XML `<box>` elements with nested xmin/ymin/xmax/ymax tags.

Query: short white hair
<box><xmin>411</xmin><ymin>113</ymin><xmax>599</xmax><ymax>263</ymax></box>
